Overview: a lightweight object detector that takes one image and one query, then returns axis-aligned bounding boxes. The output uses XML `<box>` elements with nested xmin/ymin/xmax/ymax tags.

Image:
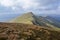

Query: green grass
<box><xmin>9</xmin><ymin>12</ymin><xmax>34</xmax><ymax>24</ymax></box>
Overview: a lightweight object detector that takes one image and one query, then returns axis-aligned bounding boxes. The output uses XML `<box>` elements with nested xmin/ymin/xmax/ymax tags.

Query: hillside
<box><xmin>45</xmin><ymin>16</ymin><xmax>60</xmax><ymax>28</ymax></box>
<box><xmin>9</xmin><ymin>12</ymin><xmax>60</xmax><ymax>31</ymax></box>
<box><xmin>0</xmin><ymin>22</ymin><xmax>60</xmax><ymax>40</ymax></box>
<box><xmin>36</xmin><ymin>16</ymin><xmax>60</xmax><ymax>30</ymax></box>
<box><xmin>9</xmin><ymin>12</ymin><xmax>35</xmax><ymax>24</ymax></box>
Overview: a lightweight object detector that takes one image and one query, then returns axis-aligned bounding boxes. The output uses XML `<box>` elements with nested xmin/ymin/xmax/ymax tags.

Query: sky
<box><xmin>0</xmin><ymin>0</ymin><xmax>60</xmax><ymax>21</ymax></box>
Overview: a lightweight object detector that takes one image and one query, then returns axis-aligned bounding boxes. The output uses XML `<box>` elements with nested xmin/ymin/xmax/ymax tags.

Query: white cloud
<box><xmin>15</xmin><ymin>0</ymin><xmax>40</xmax><ymax>10</ymax></box>
<box><xmin>0</xmin><ymin>0</ymin><xmax>14</xmax><ymax>7</ymax></box>
<box><xmin>16</xmin><ymin>0</ymin><xmax>32</xmax><ymax>9</ymax></box>
<box><xmin>0</xmin><ymin>0</ymin><xmax>40</xmax><ymax>10</ymax></box>
<box><xmin>0</xmin><ymin>0</ymin><xmax>59</xmax><ymax>14</ymax></box>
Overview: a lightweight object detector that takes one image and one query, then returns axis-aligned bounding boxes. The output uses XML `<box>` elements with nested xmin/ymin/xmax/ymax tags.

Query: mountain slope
<box><xmin>0</xmin><ymin>22</ymin><xmax>60</xmax><ymax>40</ymax></box>
<box><xmin>45</xmin><ymin>16</ymin><xmax>60</xmax><ymax>28</ymax></box>
<box><xmin>9</xmin><ymin>12</ymin><xmax>35</xmax><ymax>24</ymax></box>
<box><xmin>9</xmin><ymin>12</ymin><xmax>60</xmax><ymax>30</ymax></box>
<box><xmin>33</xmin><ymin>16</ymin><xmax>60</xmax><ymax>30</ymax></box>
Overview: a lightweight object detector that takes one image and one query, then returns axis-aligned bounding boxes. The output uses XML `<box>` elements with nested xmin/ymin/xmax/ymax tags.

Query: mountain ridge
<box><xmin>9</xmin><ymin>12</ymin><xmax>60</xmax><ymax>30</ymax></box>
<box><xmin>9</xmin><ymin>12</ymin><xmax>35</xmax><ymax>24</ymax></box>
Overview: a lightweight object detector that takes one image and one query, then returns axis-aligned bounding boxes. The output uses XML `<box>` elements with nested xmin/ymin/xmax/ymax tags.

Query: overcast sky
<box><xmin>0</xmin><ymin>0</ymin><xmax>60</xmax><ymax>21</ymax></box>
<box><xmin>0</xmin><ymin>0</ymin><xmax>60</xmax><ymax>14</ymax></box>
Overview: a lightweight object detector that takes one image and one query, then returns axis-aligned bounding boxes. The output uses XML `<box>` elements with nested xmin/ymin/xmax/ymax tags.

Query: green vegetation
<box><xmin>9</xmin><ymin>12</ymin><xmax>34</xmax><ymax>24</ymax></box>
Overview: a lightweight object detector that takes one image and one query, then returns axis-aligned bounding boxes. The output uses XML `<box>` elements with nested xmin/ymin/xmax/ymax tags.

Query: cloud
<box><xmin>0</xmin><ymin>0</ymin><xmax>60</xmax><ymax>14</ymax></box>
<box><xmin>0</xmin><ymin>0</ymin><xmax>40</xmax><ymax>10</ymax></box>
<box><xmin>0</xmin><ymin>0</ymin><xmax>14</xmax><ymax>7</ymax></box>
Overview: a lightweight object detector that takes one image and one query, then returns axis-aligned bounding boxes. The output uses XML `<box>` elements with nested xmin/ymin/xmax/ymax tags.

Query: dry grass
<box><xmin>0</xmin><ymin>22</ymin><xmax>60</xmax><ymax>40</ymax></box>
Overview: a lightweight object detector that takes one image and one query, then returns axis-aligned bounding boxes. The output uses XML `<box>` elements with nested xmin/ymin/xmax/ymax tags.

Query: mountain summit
<box><xmin>9</xmin><ymin>12</ymin><xmax>35</xmax><ymax>24</ymax></box>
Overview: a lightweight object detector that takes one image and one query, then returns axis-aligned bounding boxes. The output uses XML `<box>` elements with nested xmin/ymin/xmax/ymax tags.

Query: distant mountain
<box><xmin>49</xmin><ymin>15</ymin><xmax>60</xmax><ymax>22</ymax></box>
<box><xmin>45</xmin><ymin>16</ymin><xmax>60</xmax><ymax>28</ymax></box>
<box><xmin>38</xmin><ymin>14</ymin><xmax>60</xmax><ymax>22</ymax></box>
<box><xmin>33</xmin><ymin>16</ymin><xmax>60</xmax><ymax>30</ymax></box>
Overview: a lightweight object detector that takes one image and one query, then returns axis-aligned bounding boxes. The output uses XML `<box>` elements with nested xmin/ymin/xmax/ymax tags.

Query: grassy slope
<box><xmin>9</xmin><ymin>12</ymin><xmax>34</xmax><ymax>24</ymax></box>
